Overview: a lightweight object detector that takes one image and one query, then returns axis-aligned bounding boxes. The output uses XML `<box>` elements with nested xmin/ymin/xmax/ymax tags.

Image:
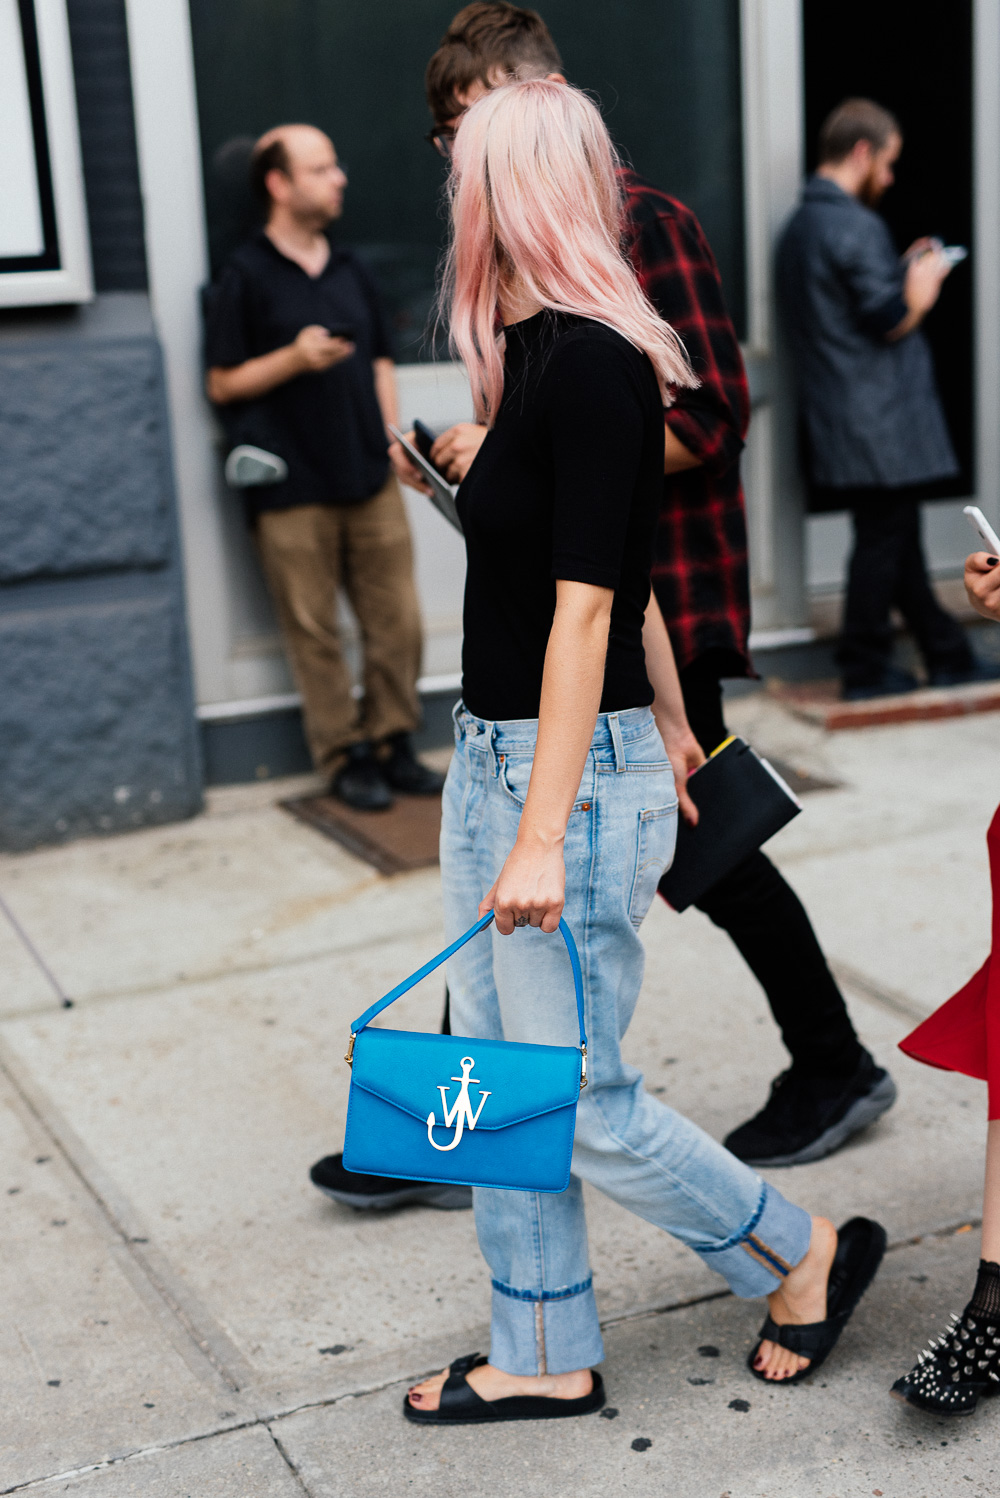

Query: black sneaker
<box><xmin>310</xmin><ymin>1153</ymin><xmax>472</xmax><ymax>1210</ymax></box>
<box><xmin>380</xmin><ymin>733</ymin><xmax>445</xmax><ymax>796</ymax></box>
<box><xmin>723</xmin><ymin>1050</ymin><xmax>897</xmax><ymax>1166</ymax></box>
<box><xmin>841</xmin><ymin>666</ymin><xmax>920</xmax><ymax>702</ymax></box>
<box><xmin>926</xmin><ymin>657</ymin><xmax>1000</xmax><ymax>688</ymax></box>
<box><xmin>331</xmin><ymin>743</ymin><xmax>393</xmax><ymax>811</ymax></box>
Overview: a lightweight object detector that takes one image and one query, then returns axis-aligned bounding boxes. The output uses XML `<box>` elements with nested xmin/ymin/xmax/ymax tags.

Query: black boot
<box><xmin>331</xmin><ymin>742</ymin><xmax>393</xmax><ymax>811</ymax></box>
<box><xmin>891</xmin><ymin>1262</ymin><xmax>1000</xmax><ymax>1415</ymax></box>
<box><xmin>380</xmin><ymin>733</ymin><xmax>445</xmax><ymax>796</ymax></box>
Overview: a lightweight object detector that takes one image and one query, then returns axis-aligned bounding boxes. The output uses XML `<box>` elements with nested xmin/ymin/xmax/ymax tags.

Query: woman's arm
<box><xmin>642</xmin><ymin>588</ymin><xmax>705</xmax><ymax>824</ymax></box>
<box><xmin>480</xmin><ymin>579</ymin><xmax>611</xmax><ymax>936</ymax></box>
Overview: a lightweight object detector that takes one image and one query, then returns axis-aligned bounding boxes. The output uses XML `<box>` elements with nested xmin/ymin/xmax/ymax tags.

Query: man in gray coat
<box><xmin>778</xmin><ymin>98</ymin><xmax>994</xmax><ymax>699</ymax></box>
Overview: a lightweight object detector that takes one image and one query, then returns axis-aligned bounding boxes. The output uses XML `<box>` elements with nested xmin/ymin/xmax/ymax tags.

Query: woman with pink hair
<box><xmin>403</xmin><ymin>80</ymin><xmax>885</xmax><ymax>1425</ymax></box>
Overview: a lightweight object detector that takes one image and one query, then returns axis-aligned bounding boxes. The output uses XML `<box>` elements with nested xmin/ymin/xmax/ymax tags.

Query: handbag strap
<box><xmin>349</xmin><ymin>912</ymin><xmax>587</xmax><ymax>1056</ymax></box>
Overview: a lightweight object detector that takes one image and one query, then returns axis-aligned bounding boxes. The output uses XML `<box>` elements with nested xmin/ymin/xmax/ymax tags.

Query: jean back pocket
<box><xmin>628</xmin><ymin>804</ymin><xmax>678</xmax><ymax>928</ymax></box>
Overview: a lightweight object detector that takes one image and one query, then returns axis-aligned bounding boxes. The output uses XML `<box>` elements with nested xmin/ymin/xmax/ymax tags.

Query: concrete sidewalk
<box><xmin>1</xmin><ymin>699</ymin><xmax>997</xmax><ymax>1497</ymax></box>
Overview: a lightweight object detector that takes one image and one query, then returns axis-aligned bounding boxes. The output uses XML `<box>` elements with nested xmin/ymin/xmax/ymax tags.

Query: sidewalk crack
<box><xmin>0</xmin><ymin>1039</ymin><xmax>256</xmax><ymax>1402</ymax></box>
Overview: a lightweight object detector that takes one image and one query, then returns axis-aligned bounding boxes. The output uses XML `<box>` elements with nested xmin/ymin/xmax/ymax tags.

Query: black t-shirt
<box><xmin>204</xmin><ymin>231</ymin><xmax>393</xmax><ymax>513</ymax></box>
<box><xmin>457</xmin><ymin>310</ymin><xmax>665</xmax><ymax>722</ymax></box>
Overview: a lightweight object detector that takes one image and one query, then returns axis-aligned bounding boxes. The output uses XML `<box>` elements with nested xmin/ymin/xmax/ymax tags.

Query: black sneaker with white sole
<box><xmin>310</xmin><ymin>1153</ymin><xmax>472</xmax><ymax>1211</ymax></box>
<box><xmin>723</xmin><ymin>1049</ymin><xmax>897</xmax><ymax>1167</ymax></box>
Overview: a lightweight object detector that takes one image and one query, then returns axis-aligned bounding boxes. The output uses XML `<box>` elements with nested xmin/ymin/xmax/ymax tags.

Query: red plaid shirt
<box><xmin>621</xmin><ymin>170</ymin><xmax>752</xmax><ymax>677</ymax></box>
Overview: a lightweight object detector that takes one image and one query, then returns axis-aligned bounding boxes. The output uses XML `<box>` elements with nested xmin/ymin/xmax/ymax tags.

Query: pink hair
<box><xmin>442</xmin><ymin>79</ymin><xmax>697</xmax><ymax>426</ymax></box>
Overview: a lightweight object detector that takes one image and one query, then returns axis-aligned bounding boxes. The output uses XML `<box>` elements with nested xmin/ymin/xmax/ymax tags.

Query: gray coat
<box><xmin>776</xmin><ymin>176</ymin><xmax>958</xmax><ymax>490</ymax></box>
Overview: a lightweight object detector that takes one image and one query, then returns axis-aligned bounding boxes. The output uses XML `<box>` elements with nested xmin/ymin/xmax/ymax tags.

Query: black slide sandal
<box><xmin>403</xmin><ymin>1353</ymin><xmax>606</xmax><ymax>1424</ymax></box>
<box><xmin>747</xmin><ymin>1216</ymin><xmax>887</xmax><ymax>1385</ymax></box>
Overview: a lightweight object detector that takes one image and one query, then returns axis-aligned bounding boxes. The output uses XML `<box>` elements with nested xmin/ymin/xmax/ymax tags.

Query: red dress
<box><xmin>899</xmin><ymin>805</ymin><xmax>1000</xmax><ymax>1118</ymax></box>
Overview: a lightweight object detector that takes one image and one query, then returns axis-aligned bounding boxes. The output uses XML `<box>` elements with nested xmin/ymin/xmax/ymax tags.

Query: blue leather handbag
<box><xmin>342</xmin><ymin>912</ymin><xmax>587</xmax><ymax>1193</ymax></box>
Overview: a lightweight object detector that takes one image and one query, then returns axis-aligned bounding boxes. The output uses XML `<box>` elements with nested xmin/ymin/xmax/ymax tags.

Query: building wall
<box><xmin>4</xmin><ymin>0</ymin><xmax>997</xmax><ymax>834</ymax></box>
<box><xmin>66</xmin><ymin>0</ymin><xmax>148</xmax><ymax>291</ymax></box>
<box><xmin>0</xmin><ymin>0</ymin><xmax>201</xmax><ymax>851</ymax></box>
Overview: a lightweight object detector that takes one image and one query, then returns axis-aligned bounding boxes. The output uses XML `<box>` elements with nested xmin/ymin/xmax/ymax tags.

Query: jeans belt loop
<box><xmin>488</xmin><ymin>721</ymin><xmax>500</xmax><ymax>778</ymax></box>
<box><xmin>609</xmin><ymin>712</ymin><xmax>626</xmax><ymax>773</ymax></box>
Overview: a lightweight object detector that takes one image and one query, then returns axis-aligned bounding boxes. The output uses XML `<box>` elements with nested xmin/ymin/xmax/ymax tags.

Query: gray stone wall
<box><xmin>0</xmin><ymin>296</ymin><xmax>202</xmax><ymax>851</ymax></box>
<box><xmin>0</xmin><ymin>342</ymin><xmax>170</xmax><ymax>579</ymax></box>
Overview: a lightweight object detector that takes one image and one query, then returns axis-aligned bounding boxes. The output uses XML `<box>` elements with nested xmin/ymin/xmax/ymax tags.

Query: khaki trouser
<box><xmin>255</xmin><ymin>475</ymin><xmax>422</xmax><ymax>776</ymax></box>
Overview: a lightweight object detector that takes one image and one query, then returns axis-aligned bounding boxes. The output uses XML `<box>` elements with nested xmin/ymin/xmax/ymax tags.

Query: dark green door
<box><xmin>189</xmin><ymin>0</ymin><xmax>746</xmax><ymax>359</ymax></box>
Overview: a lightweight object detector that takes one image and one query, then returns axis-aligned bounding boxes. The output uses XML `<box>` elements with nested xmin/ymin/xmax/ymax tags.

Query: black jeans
<box><xmin>837</xmin><ymin>489</ymin><xmax>971</xmax><ymax>687</ymax></box>
<box><xmin>675</xmin><ymin>663</ymin><xmax>863</xmax><ymax>1077</ymax></box>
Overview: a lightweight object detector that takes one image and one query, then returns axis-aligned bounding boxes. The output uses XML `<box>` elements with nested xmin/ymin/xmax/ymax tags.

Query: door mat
<box><xmin>281</xmin><ymin>791</ymin><xmax>441</xmax><ymax>875</ymax></box>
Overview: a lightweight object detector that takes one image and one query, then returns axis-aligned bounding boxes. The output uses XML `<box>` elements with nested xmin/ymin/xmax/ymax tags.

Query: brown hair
<box><xmin>425</xmin><ymin>3</ymin><xmax>563</xmax><ymax>125</ymax></box>
<box><xmin>249</xmin><ymin>138</ymin><xmax>291</xmax><ymax>206</ymax></box>
<box><xmin>817</xmin><ymin>98</ymin><xmax>901</xmax><ymax>164</ymax></box>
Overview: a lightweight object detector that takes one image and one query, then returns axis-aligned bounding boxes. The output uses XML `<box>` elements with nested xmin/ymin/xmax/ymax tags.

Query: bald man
<box><xmin>205</xmin><ymin>125</ymin><xmax>443</xmax><ymax>809</ymax></box>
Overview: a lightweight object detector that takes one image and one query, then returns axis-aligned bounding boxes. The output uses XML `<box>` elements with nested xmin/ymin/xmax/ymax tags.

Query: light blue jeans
<box><xmin>440</xmin><ymin>703</ymin><xmax>813</xmax><ymax>1376</ymax></box>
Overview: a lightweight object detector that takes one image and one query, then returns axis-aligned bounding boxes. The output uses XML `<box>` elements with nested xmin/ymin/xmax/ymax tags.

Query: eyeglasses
<box><xmin>425</xmin><ymin>126</ymin><xmax>457</xmax><ymax>161</ymax></box>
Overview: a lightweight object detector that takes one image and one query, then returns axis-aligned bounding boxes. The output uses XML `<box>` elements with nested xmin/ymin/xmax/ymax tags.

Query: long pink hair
<box><xmin>442</xmin><ymin>79</ymin><xmax>697</xmax><ymax>426</ymax></box>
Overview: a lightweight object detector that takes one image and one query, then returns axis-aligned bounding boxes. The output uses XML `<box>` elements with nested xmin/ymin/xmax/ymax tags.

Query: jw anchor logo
<box><xmin>426</xmin><ymin>1055</ymin><xmax>491</xmax><ymax>1152</ymax></box>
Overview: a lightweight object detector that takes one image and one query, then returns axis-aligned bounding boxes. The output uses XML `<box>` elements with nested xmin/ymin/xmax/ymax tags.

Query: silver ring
<box><xmin>514</xmin><ymin>915</ymin><xmax>529</xmax><ymax>928</ymax></box>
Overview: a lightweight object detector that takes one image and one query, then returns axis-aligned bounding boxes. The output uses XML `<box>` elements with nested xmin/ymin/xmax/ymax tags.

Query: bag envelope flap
<box><xmin>351</xmin><ymin>1028</ymin><xmax>581</xmax><ymax>1129</ymax></box>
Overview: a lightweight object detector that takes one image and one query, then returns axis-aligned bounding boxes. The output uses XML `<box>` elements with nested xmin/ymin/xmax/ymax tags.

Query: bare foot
<box><xmin>407</xmin><ymin>1361</ymin><xmax>593</xmax><ymax>1412</ymax></box>
<box><xmin>754</xmin><ymin>1215</ymin><xmax>838</xmax><ymax>1382</ymax></box>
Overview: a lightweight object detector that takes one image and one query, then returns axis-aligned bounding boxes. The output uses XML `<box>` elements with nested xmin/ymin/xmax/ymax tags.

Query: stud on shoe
<box><xmin>891</xmin><ymin>1306</ymin><xmax>1000</xmax><ymax>1415</ymax></box>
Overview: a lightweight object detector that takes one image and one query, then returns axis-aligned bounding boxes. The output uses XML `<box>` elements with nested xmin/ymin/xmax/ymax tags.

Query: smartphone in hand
<box><xmin>414</xmin><ymin>419</ymin><xmax>457</xmax><ymax>480</ymax></box>
<box><xmin>412</xmin><ymin>420</ymin><xmax>440</xmax><ymax>467</ymax></box>
<box><xmin>963</xmin><ymin>505</ymin><xmax>1000</xmax><ymax>556</ymax></box>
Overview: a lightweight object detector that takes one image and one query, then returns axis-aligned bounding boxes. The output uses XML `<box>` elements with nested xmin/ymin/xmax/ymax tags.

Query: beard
<box><xmin>858</xmin><ymin>167</ymin><xmax>887</xmax><ymax>207</ymax></box>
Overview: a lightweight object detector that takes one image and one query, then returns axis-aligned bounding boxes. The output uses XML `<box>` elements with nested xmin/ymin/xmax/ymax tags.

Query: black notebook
<box><xmin>658</xmin><ymin>736</ymin><xmax>802</xmax><ymax>912</ymax></box>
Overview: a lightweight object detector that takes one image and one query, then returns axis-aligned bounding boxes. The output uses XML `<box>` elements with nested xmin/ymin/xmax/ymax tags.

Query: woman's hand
<box><xmin>387</xmin><ymin>430</ymin><xmax>432</xmax><ymax>495</ymax></box>
<box><xmin>657</xmin><ymin>722</ymin><xmax>706</xmax><ymax>826</ymax></box>
<box><xmin>965</xmin><ymin>550</ymin><xmax>1000</xmax><ymax>622</ymax></box>
<box><xmin>642</xmin><ymin>587</ymin><xmax>705</xmax><ymax>824</ymax></box>
<box><xmin>480</xmin><ymin>831</ymin><xmax>566</xmax><ymax>935</ymax></box>
<box><xmin>430</xmin><ymin>422</ymin><xmax>488</xmax><ymax>483</ymax></box>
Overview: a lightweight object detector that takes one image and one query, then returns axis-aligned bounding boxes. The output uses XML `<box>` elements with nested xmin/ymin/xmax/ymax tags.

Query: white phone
<box><xmin>963</xmin><ymin>504</ymin><xmax>1000</xmax><ymax>556</ymax></box>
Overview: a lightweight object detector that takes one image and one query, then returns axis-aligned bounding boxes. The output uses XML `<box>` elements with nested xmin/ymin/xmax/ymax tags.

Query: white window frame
<box><xmin>0</xmin><ymin>0</ymin><xmax>92</xmax><ymax>307</ymax></box>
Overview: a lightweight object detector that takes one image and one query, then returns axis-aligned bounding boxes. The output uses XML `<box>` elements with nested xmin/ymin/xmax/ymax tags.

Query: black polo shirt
<box><xmin>205</xmin><ymin>230</ymin><xmax>394</xmax><ymax>513</ymax></box>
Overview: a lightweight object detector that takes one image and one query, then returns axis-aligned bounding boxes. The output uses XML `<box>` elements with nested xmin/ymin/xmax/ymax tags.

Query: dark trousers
<box><xmin>677</xmin><ymin>662</ymin><xmax>863</xmax><ymax>1077</ymax></box>
<box><xmin>837</xmin><ymin>489</ymin><xmax>970</xmax><ymax>687</ymax></box>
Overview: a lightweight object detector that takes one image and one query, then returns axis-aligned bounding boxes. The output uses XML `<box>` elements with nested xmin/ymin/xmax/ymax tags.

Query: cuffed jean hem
<box><xmin>694</xmin><ymin>1182</ymin><xmax>813</xmax><ymax>1298</ymax></box>
<box><xmin>489</xmin><ymin>1278</ymin><xmax>605</xmax><ymax>1376</ymax></box>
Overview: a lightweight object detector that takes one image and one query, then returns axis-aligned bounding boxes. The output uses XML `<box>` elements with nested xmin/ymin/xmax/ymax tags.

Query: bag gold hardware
<box><xmin>345</xmin><ymin>1032</ymin><xmax>356</xmax><ymax>1067</ymax></box>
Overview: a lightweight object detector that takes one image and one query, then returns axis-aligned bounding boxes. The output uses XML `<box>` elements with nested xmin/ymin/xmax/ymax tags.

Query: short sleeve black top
<box><xmin>457</xmin><ymin>311</ymin><xmax>665</xmax><ymax>722</ymax></box>
<box><xmin>204</xmin><ymin>231</ymin><xmax>394</xmax><ymax>513</ymax></box>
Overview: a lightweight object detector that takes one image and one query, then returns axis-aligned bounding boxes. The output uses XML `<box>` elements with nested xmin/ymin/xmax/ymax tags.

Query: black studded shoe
<box><xmin>891</xmin><ymin>1306</ymin><xmax>1000</xmax><ymax>1415</ymax></box>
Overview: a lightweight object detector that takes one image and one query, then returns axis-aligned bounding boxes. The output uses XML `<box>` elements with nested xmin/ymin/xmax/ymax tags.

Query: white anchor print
<box><xmin>426</xmin><ymin>1056</ymin><xmax>491</xmax><ymax>1151</ymax></box>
